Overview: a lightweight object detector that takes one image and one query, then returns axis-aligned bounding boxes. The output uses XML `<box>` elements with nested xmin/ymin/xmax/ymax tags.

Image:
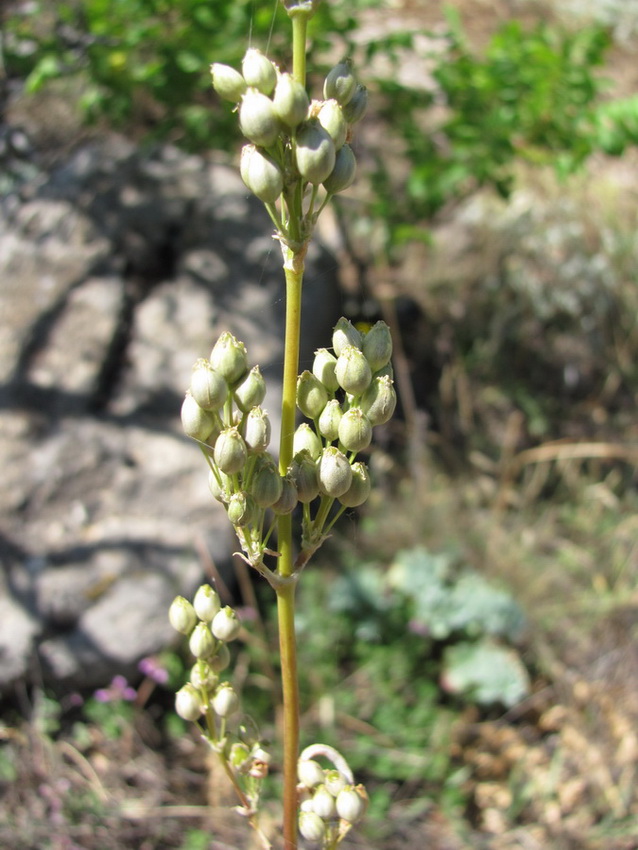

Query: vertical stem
<box><xmin>277</xmin><ymin>262</ymin><xmax>304</xmax><ymax>848</ymax></box>
<box><xmin>291</xmin><ymin>14</ymin><xmax>308</xmax><ymax>86</ymax></box>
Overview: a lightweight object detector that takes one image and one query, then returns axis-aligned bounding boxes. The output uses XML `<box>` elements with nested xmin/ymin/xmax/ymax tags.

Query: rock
<box><xmin>0</xmin><ymin>134</ymin><xmax>341</xmax><ymax>694</ymax></box>
<box><xmin>0</xmin><ymin>591</ymin><xmax>39</xmax><ymax>691</ymax></box>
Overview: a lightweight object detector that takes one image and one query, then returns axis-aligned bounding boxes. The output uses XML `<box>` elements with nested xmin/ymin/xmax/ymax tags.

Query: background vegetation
<box><xmin>1</xmin><ymin>0</ymin><xmax>638</xmax><ymax>847</ymax></box>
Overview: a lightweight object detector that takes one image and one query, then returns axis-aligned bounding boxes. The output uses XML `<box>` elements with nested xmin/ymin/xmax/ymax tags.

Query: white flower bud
<box><xmin>295</xmin><ymin>120</ymin><xmax>336</xmax><ymax>184</ymax></box>
<box><xmin>271</xmin><ymin>474</ymin><xmax>298</xmax><ymax>515</ymax></box>
<box><xmin>273</xmin><ymin>72</ymin><xmax>309</xmax><ymax>129</ymax></box>
<box><xmin>312</xmin><ymin>785</ymin><xmax>337</xmax><ymax>819</ymax></box>
<box><xmin>210</xmin><ymin>332</ymin><xmax>248</xmax><ymax>385</ymax></box>
<box><xmin>210</xmin><ymin>63</ymin><xmax>247</xmax><ymax>102</ymax></box>
<box><xmin>181</xmin><ymin>393</ymin><xmax>216</xmax><ymax>442</ymax></box>
<box><xmin>335</xmin><ymin>344</ymin><xmax>372</xmax><ymax>396</ymax></box>
<box><xmin>338</xmin><ymin>461</ymin><xmax>371</xmax><ymax>508</ymax></box>
<box><xmin>175</xmin><ymin>684</ymin><xmax>204</xmax><ymax>722</ymax></box>
<box><xmin>312</xmin><ymin>348</ymin><xmax>339</xmax><ymax>392</ymax></box>
<box><xmin>298</xmin><ymin>758</ymin><xmax>325</xmax><ymax>788</ymax></box>
<box><xmin>244</xmin><ymin>406</ymin><xmax>271</xmax><ymax>453</ymax></box>
<box><xmin>212</xmin><ymin>606</ymin><xmax>242</xmax><ymax>642</ymax></box>
<box><xmin>360</xmin><ymin>375</ymin><xmax>397</xmax><ymax>426</ymax></box>
<box><xmin>169</xmin><ymin>596</ymin><xmax>197</xmax><ymax>635</ymax></box>
<box><xmin>189</xmin><ymin>622</ymin><xmax>216</xmax><ymax>659</ymax></box>
<box><xmin>317</xmin><ymin>446</ymin><xmax>353</xmax><ymax>498</ymax></box>
<box><xmin>323</xmin><ymin>59</ymin><xmax>357</xmax><ymax>105</ymax></box>
<box><xmin>212</xmin><ymin>683</ymin><xmax>240</xmax><ymax>717</ymax></box>
<box><xmin>323</xmin><ymin>143</ymin><xmax>356</xmax><ymax>194</ymax></box>
<box><xmin>240</xmin><ymin>144</ymin><xmax>284</xmax><ymax>204</ymax></box>
<box><xmin>234</xmin><ymin>365</ymin><xmax>267</xmax><ymax>412</ymax></box>
<box><xmin>293</xmin><ymin>423</ymin><xmax>322</xmax><ymax>460</ymax></box>
<box><xmin>338</xmin><ymin>407</ymin><xmax>372</xmax><ymax>453</ymax></box>
<box><xmin>342</xmin><ymin>84</ymin><xmax>368</xmax><ymax>125</ymax></box>
<box><xmin>193</xmin><ymin>584</ymin><xmax>221</xmax><ymax>622</ymax></box>
<box><xmin>289</xmin><ymin>450</ymin><xmax>320</xmax><ymax>503</ymax></box>
<box><xmin>190</xmin><ymin>359</ymin><xmax>228</xmax><ymax>411</ymax></box>
<box><xmin>251</xmin><ymin>456</ymin><xmax>283</xmax><ymax>507</ymax></box>
<box><xmin>318</xmin><ymin>99</ymin><xmax>347</xmax><ymax>149</ymax></box>
<box><xmin>299</xmin><ymin>811</ymin><xmax>325</xmax><ymax>843</ymax></box>
<box><xmin>362</xmin><ymin>320</ymin><xmax>392</xmax><ymax>372</ymax></box>
<box><xmin>242</xmin><ymin>48</ymin><xmax>277</xmax><ymax>95</ymax></box>
<box><xmin>239</xmin><ymin>89</ymin><xmax>281</xmax><ymax>147</ymax></box>
<box><xmin>227</xmin><ymin>490</ymin><xmax>256</xmax><ymax>527</ymax></box>
<box><xmin>214</xmin><ymin>427</ymin><xmax>248</xmax><ymax>475</ymax></box>
<box><xmin>209</xmin><ymin>641</ymin><xmax>231</xmax><ymax>672</ymax></box>
<box><xmin>296</xmin><ymin>370</ymin><xmax>329</xmax><ymax>419</ymax></box>
<box><xmin>332</xmin><ymin>317</ymin><xmax>362</xmax><ymax>356</ymax></box>
<box><xmin>324</xmin><ymin>769</ymin><xmax>348</xmax><ymax>797</ymax></box>
<box><xmin>318</xmin><ymin>398</ymin><xmax>343</xmax><ymax>442</ymax></box>
<box><xmin>190</xmin><ymin>660</ymin><xmax>218</xmax><ymax>691</ymax></box>
<box><xmin>336</xmin><ymin>784</ymin><xmax>368</xmax><ymax>823</ymax></box>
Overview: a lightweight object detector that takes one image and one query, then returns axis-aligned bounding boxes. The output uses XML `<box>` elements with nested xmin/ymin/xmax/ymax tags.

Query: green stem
<box><xmin>291</xmin><ymin>14</ymin><xmax>308</xmax><ymax>87</ymax></box>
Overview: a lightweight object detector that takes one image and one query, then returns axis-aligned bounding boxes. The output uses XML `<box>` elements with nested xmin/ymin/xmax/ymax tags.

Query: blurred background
<box><xmin>1</xmin><ymin>0</ymin><xmax>638</xmax><ymax>847</ymax></box>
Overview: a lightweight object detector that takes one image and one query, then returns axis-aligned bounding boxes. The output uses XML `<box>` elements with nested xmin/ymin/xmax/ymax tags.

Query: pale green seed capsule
<box><xmin>240</xmin><ymin>144</ymin><xmax>283</xmax><ymax>204</ymax></box>
<box><xmin>244</xmin><ymin>406</ymin><xmax>271</xmax><ymax>453</ymax></box>
<box><xmin>318</xmin><ymin>398</ymin><xmax>343</xmax><ymax>442</ymax></box>
<box><xmin>335</xmin><ymin>344</ymin><xmax>372</xmax><ymax>396</ymax></box>
<box><xmin>239</xmin><ymin>89</ymin><xmax>281</xmax><ymax>147</ymax></box>
<box><xmin>212</xmin><ymin>606</ymin><xmax>242</xmax><ymax>642</ymax></box>
<box><xmin>190</xmin><ymin>359</ymin><xmax>228</xmax><ymax>411</ymax></box>
<box><xmin>214</xmin><ymin>427</ymin><xmax>248</xmax><ymax>474</ymax></box>
<box><xmin>181</xmin><ymin>393</ymin><xmax>217</xmax><ymax>442</ymax></box>
<box><xmin>295</xmin><ymin>120</ymin><xmax>336</xmax><ymax>184</ymax></box>
<box><xmin>318</xmin><ymin>99</ymin><xmax>347</xmax><ymax>149</ymax></box>
<box><xmin>273</xmin><ymin>72</ymin><xmax>309</xmax><ymax>128</ymax></box>
<box><xmin>336</xmin><ymin>785</ymin><xmax>368</xmax><ymax>823</ymax></box>
<box><xmin>271</xmin><ymin>474</ymin><xmax>298</xmax><ymax>514</ymax></box>
<box><xmin>332</xmin><ymin>317</ymin><xmax>362</xmax><ymax>355</ymax></box>
<box><xmin>338</xmin><ymin>461</ymin><xmax>371</xmax><ymax>508</ymax></box>
<box><xmin>189</xmin><ymin>622</ymin><xmax>216</xmax><ymax>659</ymax></box>
<box><xmin>323</xmin><ymin>143</ymin><xmax>356</xmax><ymax>194</ymax></box>
<box><xmin>212</xmin><ymin>682</ymin><xmax>240</xmax><ymax>717</ymax></box>
<box><xmin>242</xmin><ymin>48</ymin><xmax>277</xmax><ymax>95</ymax></box>
<box><xmin>317</xmin><ymin>446</ymin><xmax>353</xmax><ymax>498</ymax></box>
<box><xmin>234</xmin><ymin>365</ymin><xmax>267</xmax><ymax>413</ymax></box>
<box><xmin>169</xmin><ymin>596</ymin><xmax>197</xmax><ymax>635</ymax></box>
<box><xmin>190</xmin><ymin>660</ymin><xmax>218</xmax><ymax>691</ymax></box>
<box><xmin>298</xmin><ymin>758</ymin><xmax>326</xmax><ymax>788</ymax></box>
<box><xmin>230</xmin><ymin>742</ymin><xmax>252</xmax><ymax>770</ymax></box>
<box><xmin>362</xmin><ymin>320</ymin><xmax>393</xmax><ymax>372</ymax></box>
<box><xmin>175</xmin><ymin>684</ymin><xmax>203</xmax><ymax>722</ymax></box>
<box><xmin>299</xmin><ymin>811</ymin><xmax>326</xmax><ymax>843</ymax></box>
<box><xmin>323</xmin><ymin>59</ymin><xmax>357</xmax><ymax>105</ymax></box>
<box><xmin>251</xmin><ymin>457</ymin><xmax>284</xmax><ymax>507</ymax></box>
<box><xmin>296</xmin><ymin>370</ymin><xmax>329</xmax><ymax>420</ymax></box>
<box><xmin>227</xmin><ymin>490</ymin><xmax>256</xmax><ymax>527</ymax></box>
<box><xmin>338</xmin><ymin>407</ymin><xmax>372</xmax><ymax>453</ymax></box>
<box><xmin>289</xmin><ymin>450</ymin><xmax>320</xmax><ymax>503</ymax></box>
<box><xmin>342</xmin><ymin>83</ymin><xmax>368</xmax><ymax>125</ymax></box>
<box><xmin>312</xmin><ymin>785</ymin><xmax>337</xmax><ymax>819</ymax></box>
<box><xmin>312</xmin><ymin>347</ymin><xmax>339</xmax><ymax>392</ymax></box>
<box><xmin>208</xmin><ymin>468</ymin><xmax>230</xmax><ymax>503</ymax></box>
<box><xmin>193</xmin><ymin>584</ymin><xmax>221</xmax><ymax>623</ymax></box>
<box><xmin>210</xmin><ymin>332</ymin><xmax>248</xmax><ymax>385</ymax></box>
<box><xmin>293</xmin><ymin>423</ymin><xmax>322</xmax><ymax>460</ymax></box>
<box><xmin>210</xmin><ymin>62</ymin><xmax>247</xmax><ymax>103</ymax></box>
<box><xmin>209</xmin><ymin>642</ymin><xmax>231</xmax><ymax>672</ymax></box>
<box><xmin>360</xmin><ymin>375</ymin><xmax>397</xmax><ymax>426</ymax></box>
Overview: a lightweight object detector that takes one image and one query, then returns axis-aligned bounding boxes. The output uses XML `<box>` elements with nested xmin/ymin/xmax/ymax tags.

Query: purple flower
<box><xmin>138</xmin><ymin>656</ymin><xmax>169</xmax><ymax>685</ymax></box>
<box><xmin>94</xmin><ymin>675</ymin><xmax>137</xmax><ymax>703</ymax></box>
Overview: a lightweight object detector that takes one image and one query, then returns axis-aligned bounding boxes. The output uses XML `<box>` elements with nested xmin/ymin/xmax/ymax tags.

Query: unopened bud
<box><xmin>212</xmin><ymin>606</ymin><xmax>242</xmax><ymax>642</ymax></box>
<box><xmin>323</xmin><ymin>59</ymin><xmax>357</xmax><ymax>105</ymax></box>
<box><xmin>324</xmin><ymin>769</ymin><xmax>348</xmax><ymax>797</ymax></box>
<box><xmin>295</xmin><ymin>120</ymin><xmax>336</xmax><ymax>184</ymax></box>
<box><xmin>318</xmin><ymin>398</ymin><xmax>343</xmax><ymax>441</ymax></box>
<box><xmin>335</xmin><ymin>345</ymin><xmax>372</xmax><ymax>396</ymax></box>
<box><xmin>190</xmin><ymin>360</ymin><xmax>228</xmax><ymax>410</ymax></box>
<box><xmin>271</xmin><ymin>474</ymin><xmax>298</xmax><ymax>514</ymax></box>
<box><xmin>239</xmin><ymin>89</ymin><xmax>281</xmax><ymax>148</ymax></box>
<box><xmin>298</xmin><ymin>758</ymin><xmax>325</xmax><ymax>788</ymax></box>
<box><xmin>230</xmin><ymin>742</ymin><xmax>252</xmax><ymax>770</ymax></box>
<box><xmin>362</xmin><ymin>320</ymin><xmax>392</xmax><ymax>372</ymax></box>
<box><xmin>251</xmin><ymin>456</ymin><xmax>283</xmax><ymax>507</ymax></box>
<box><xmin>190</xmin><ymin>660</ymin><xmax>218</xmax><ymax>691</ymax></box>
<box><xmin>244</xmin><ymin>406</ymin><xmax>271</xmax><ymax>453</ymax></box>
<box><xmin>181</xmin><ymin>393</ymin><xmax>216</xmax><ymax>442</ymax></box>
<box><xmin>169</xmin><ymin>596</ymin><xmax>197</xmax><ymax>635</ymax></box>
<box><xmin>208</xmin><ymin>469</ymin><xmax>230</xmax><ymax>502</ymax></box>
<box><xmin>312</xmin><ymin>785</ymin><xmax>337</xmax><ymax>819</ymax></box>
<box><xmin>338</xmin><ymin>461</ymin><xmax>371</xmax><ymax>507</ymax></box>
<box><xmin>211</xmin><ymin>63</ymin><xmax>247</xmax><ymax>103</ymax></box>
<box><xmin>360</xmin><ymin>375</ymin><xmax>397</xmax><ymax>426</ymax></box>
<box><xmin>189</xmin><ymin>622</ymin><xmax>216</xmax><ymax>659</ymax></box>
<box><xmin>210</xmin><ymin>332</ymin><xmax>248</xmax><ymax>385</ymax></box>
<box><xmin>242</xmin><ymin>48</ymin><xmax>277</xmax><ymax>95</ymax></box>
<box><xmin>317</xmin><ymin>446</ymin><xmax>353</xmax><ymax>498</ymax></box>
<box><xmin>227</xmin><ymin>490</ymin><xmax>256</xmax><ymax>527</ymax></box>
<box><xmin>214</xmin><ymin>427</ymin><xmax>248</xmax><ymax>474</ymax></box>
<box><xmin>318</xmin><ymin>99</ymin><xmax>347</xmax><ymax>149</ymax></box>
<box><xmin>336</xmin><ymin>784</ymin><xmax>368</xmax><ymax>823</ymax></box>
<box><xmin>299</xmin><ymin>811</ymin><xmax>326</xmax><ymax>843</ymax></box>
<box><xmin>342</xmin><ymin>83</ymin><xmax>368</xmax><ymax>125</ymax></box>
<box><xmin>175</xmin><ymin>684</ymin><xmax>203</xmax><ymax>722</ymax></box>
<box><xmin>296</xmin><ymin>370</ymin><xmax>328</xmax><ymax>419</ymax></box>
<box><xmin>289</xmin><ymin>450</ymin><xmax>320</xmax><ymax>503</ymax></box>
<box><xmin>240</xmin><ymin>144</ymin><xmax>283</xmax><ymax>204</ymax></box>
<box><xmin>293</xmin><ymin>423</ymin><xmax>322</xmax><ymax>459</ymax></box>
<box><xmin>193</xmin><ymin>584</ymin><xmax>221</xmax><ymax>622</ymax></box>
<box><xmin>323</xmin><ymin>143</ymin><xmax>356</xmax><ymax>194</ymax></box>
<box><xmin>234</xmin><ymin>365</ymin><xmax>266</xmax><ymax>412</ymax></box>
<box><xmin>212</xmin><ymin>683</ymin><xmax>240</xmax><ymax>717</ymax></box>
<box><xmin>273</xmin><ymin>72</ymin><xmax>309</xmax><ymax>128</ymax></box>
<box><xmin>312</xmin><ymin>348</ymin><xmax>339</xmax><ymax>392</ymax></box>
<box><xmin>332</xmin><ymin>317</ymin><xmax>362</xmax><ymax>355</ymax></box>
<box><xmin>209</xmin><ymin>641</ymin><xmax>231</xmax><ymax>672</ymax></box>
<box><xmin>338</xmin><ymin>408</ymin><xmax>372</xmax><ymax>453</ymax></box>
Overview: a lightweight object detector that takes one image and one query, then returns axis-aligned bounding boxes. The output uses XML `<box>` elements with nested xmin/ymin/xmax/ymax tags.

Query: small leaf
<box><xmin>441</xmin><ymin>641</ymin><xmax>530</xmax><ymax>707</ymax></box>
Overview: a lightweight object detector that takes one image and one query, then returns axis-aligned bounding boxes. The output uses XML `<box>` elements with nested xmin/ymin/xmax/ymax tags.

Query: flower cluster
<box><xmin>169</xmin><ymin>585</ymin><xmax>270</xmax><ymax>814</ymax></box>
<box><xmin>297</xmin><ymin>746</ymin><xmax>368</xmax><ymax>847</ymax></box>
<box><xmin>211</xmin><ymin>50</ymin><xmax>367</xmax><ymax>253</ymax></box>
